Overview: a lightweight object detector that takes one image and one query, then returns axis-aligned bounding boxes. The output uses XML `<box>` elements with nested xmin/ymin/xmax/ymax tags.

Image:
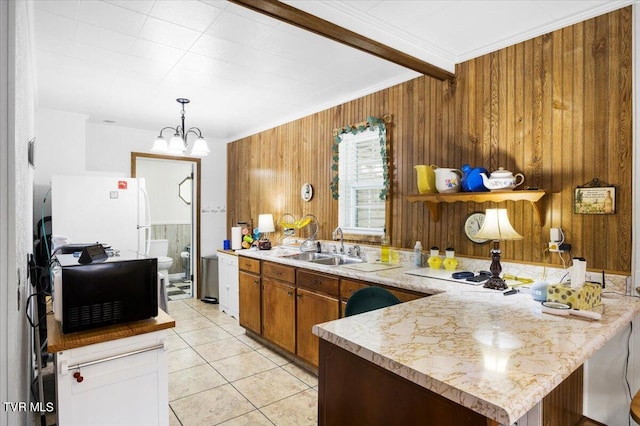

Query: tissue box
<box><xmin>546</xmin><ymin>282</ymin><xmax>602</xmax><ymax>309</ymax></box>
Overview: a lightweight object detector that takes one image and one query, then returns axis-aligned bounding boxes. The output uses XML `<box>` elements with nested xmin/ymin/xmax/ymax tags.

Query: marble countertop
<box><xmin>237</xmin><ymin>247</ymin><xmax>640</xmax><ymax>424</ymax></box>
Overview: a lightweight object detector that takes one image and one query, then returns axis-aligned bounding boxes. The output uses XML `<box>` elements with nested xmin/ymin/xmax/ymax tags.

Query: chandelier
<box><xmin>151</xmin><ymin>98</ymin><xmax>210</xmax><ymax>157</ymax></box>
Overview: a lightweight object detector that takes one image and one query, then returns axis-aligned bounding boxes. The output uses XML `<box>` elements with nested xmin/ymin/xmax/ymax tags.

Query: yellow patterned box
<box><xmin>546</xmin><ymin>282</ymin><xmax>602</xmax><ymax>309</ymax></box>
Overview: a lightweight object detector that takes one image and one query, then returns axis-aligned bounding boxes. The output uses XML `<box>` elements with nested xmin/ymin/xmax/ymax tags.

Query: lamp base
<box><xmin>258</xmin><ymin>239</ymin><xmax>272</xmax><ymax>250</ymax></box>
<box><xmin>483</xmin><ymin>276</ymin><xmax>508</xmax><ymax>290</ymax></box>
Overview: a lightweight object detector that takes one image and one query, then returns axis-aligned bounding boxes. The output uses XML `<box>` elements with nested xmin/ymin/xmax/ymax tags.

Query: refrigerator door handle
<box><xmin>139</xmin><ymin>185</ymin><xmax>151</xmax><ymax>255</ymax></box>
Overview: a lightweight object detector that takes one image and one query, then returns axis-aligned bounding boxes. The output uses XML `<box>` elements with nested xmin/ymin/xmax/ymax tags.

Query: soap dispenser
<box><xmin>380</xmin><ymin>228</ymin><xmax>390</xmax><ymax>263</ymax></box>
<box><xmin>427</xmin><ymin>247</ymin><xmax>442</xmax><ymax>269</ymax></box>
<box><xmin>442</xmin><ymin>247</ymin><xmax>458</xmax><ymax>271</ymax></box>
<box><xmin>414</xmin><ymin>241</ymin><xmax>423</xmax><ymax>267</ymax></box>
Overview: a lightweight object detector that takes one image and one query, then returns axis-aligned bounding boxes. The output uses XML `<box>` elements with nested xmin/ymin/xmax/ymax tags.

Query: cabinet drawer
<box><xmin>340</xmin><ymin>279</ymin><xmax>368</xmax><ymax>302</ymax></box>
<box><xmin>239</xmin><ymin>257</ymin><xmax>260</xmax><ymax>274</ymax></box>
<box><xmin>263</xmin><ymin>261</ymin><xmax>295</xmax><ymax>283</ymax></box>
<box><xmin>297</xmin><ymin>270</ymin><xmax>339</xmax><ymax>297</ymax></box>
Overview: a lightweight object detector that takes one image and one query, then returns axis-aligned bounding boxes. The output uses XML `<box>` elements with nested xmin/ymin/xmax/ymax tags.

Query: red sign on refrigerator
<box><xmin>118</xmin><ymin>181</ymin><xmax>128</xmax><ymax>190</ymax></box>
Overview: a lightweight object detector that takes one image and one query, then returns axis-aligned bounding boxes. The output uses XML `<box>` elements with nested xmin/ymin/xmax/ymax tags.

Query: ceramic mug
<box><xmin>435</xmin><ymin>168</ymin><xmax>463</xmax><ymax>193</ymax></box>
<box><xmin>414</xmin><ymin>165</ymin><xmax>438</xmax><ymax>194</ymax></box>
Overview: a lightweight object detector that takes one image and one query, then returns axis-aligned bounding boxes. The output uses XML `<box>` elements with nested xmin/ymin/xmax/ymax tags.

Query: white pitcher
<box><xmin>435</xmin><ymin>168</ymin><xmax>463</xmax><ymax>193</ymax></box>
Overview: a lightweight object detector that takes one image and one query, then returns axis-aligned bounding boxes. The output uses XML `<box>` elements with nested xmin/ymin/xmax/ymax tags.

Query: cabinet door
<box><xmin>262</xmin><ymin>277</ymin><xmax>295</xmax><ymax>353</ymax></box>
<box><xmin>296</xmin><ymin>288</ymin><xmax>339</xmax><ymax>367</ymax></box>
<box><xmin>239</xmin><ymin>271</ymin><xmax>261</xmax><ymax>334</ymax></box>
<box><xmin>56</xmin><ymin>331</ymin><xmax>168</xmax><ymax>426</ymax></box>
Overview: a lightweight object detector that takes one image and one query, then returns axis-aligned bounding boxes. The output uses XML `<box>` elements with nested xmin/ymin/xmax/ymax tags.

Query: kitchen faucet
<box><xmin>332</xmin><ymin>227</ymin><xmax>344</xmax><ymax>254</ymax></box>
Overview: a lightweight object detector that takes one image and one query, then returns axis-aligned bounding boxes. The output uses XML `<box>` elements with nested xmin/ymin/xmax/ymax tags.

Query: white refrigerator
<box><xmin>51</xmin><ymin>175</ymin><xmax>151</xmax><ymax>254</ymax></box>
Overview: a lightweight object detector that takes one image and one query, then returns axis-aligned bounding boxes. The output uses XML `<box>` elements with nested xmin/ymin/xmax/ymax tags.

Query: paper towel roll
<box><xmin>231</xmin><ymin>227</ymin><xmax>242</xmax><ymax>250</ymax></box>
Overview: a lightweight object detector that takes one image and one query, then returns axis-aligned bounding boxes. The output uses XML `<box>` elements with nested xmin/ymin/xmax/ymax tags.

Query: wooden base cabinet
<box><xmin>262</xmin><ymin>277</ymin><xmax>295</xmax><ymax>352</ymax></box>
<box><xmin>318</xmin><ymin>339</ymin><xmax>489</xmax><ymax>426</ymax></box>
<box><xmin>239</xmin><ymin>258</ymin><xmax>261</xmax><ymax>334</ymax></box>
<box><xmin>296</xmin><ymin>269</ymin><xmax>340</xmax><ymax>366</ymax></box>
<box><xmin>262</xmin><ymin>262</ymin><xmax>297</xmax><ymax>353</ymax></box>
<box><xmin>239</xmin><ymin>272</ymin><xmax>261</xmax><ymax>334</ymax></box>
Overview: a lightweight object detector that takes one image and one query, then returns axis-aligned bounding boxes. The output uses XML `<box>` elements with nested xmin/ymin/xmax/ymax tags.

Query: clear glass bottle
<box><xmin>414</xmin><ymin>241</ymin><xmax>423</xmax><ymax>267</ymax></box>
<box><xmin>443</xmin><ymin>247</ymin><xmax>458</xmax><ymax>271</ymax></box>
<box><xmin>427</xmin><ymin>246</ymin><xmax>442</xmax><ymax>269</ymax></box>
<box><xmin>380</xmin><ymin>228</ymin><xmax>390</xmax><ymax>263</ymax></box>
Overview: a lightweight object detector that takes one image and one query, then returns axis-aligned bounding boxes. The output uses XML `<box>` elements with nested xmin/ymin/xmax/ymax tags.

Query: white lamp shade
<box><xmin>151</xmin><ymin>136</ymin><xmax>168</xmax><ymax>153</ymax></box>
<box><xmin>258</xmin><ymin>214</ymin><xmax>275</xmax><ymax>233</ymax></box>
<box><xmin>473</xmin><ymin>208</ymin><xmax>523</xmax><ymax>241</ymax></box>
<box><xmin>167</xmin><ymin>135</ymin><xmax>186</xmax><ymax>155</ymax></box>
<box><xmin>190</xmin><ymin>137</ymin><xmax>210</xmax><ymax>157</ymax></box>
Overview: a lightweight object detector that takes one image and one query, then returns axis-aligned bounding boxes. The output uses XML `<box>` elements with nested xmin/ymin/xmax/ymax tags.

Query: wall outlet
<box><xmin>548</xmin><ymin>242</ymin><xmax>560</xmax><ymax>252</ymax></box>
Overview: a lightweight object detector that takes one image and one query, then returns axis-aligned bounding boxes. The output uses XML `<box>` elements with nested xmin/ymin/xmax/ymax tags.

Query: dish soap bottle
<box><xmin>427</xmin><ymin>247</ymin><xmax>441</xmax><ymax>269</ymax></box>
<box><xmin>414</xmin><ymin>241</ymin><xmax>423</xmax><ymax>267</ymax></box>
<box><xmin>380</xmin><ymin>229</ymin><xmax>390</xmax><ymax>263</ymax></box>
<box><xmin>443</xmin><ymin>247</ymin><xmax>458</xmax><ymax>271</ymax></box>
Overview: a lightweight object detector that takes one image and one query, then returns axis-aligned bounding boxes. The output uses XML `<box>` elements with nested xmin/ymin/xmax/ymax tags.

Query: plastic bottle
<box><xmin>427</xmin><ymin>247</ymin><xmax>442</xmax><ymax>269</ymax></box>
<box><xmin>443</xmin><ymin>247</ymin><xmax>458</xmax><ymax>271</ymax></box>
<box><xmin>380</xmin><ymin>228</ymin><xmax>390</xmax><ymax>263</ymax></box>
<box><xmin>414</xmin><ymin>241</ymin><xmax>423</xmax><ymax>267</ymax></box>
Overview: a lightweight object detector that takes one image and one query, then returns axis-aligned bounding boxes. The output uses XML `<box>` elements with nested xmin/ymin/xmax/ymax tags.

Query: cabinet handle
<box><xmin>253</xmin><ymin>280</ymin><xmax>259</xmax><ymax>285</ymax></box>
<box><xmin>312</xmin><ymin>279</ymin><xmax>320</xmax><ymax>285</ymax></box>
<box><xmin>65</xmin><ymin>343</ymin><xmax>166</xmax><ymax>376</ymax></box>
<box><xmin>287</xmin><ymin>291</ymin><xmax>292</xmax><ymax>296</ymax></box>
<box><xmin>274</xmin><ymin>271</ymin><xmax>282</xmax><ymax>276</ymax></box>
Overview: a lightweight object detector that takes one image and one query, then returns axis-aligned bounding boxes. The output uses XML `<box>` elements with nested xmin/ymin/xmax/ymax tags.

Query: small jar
<box><xmin>427</xmin><ymin>247</ymin><xmax>442</xmax><ymax>269</ymax></box>
<box><xmin>443</xmin><ymin>248</ymin><xmax>458</xmax><ymax>271</ymax></box>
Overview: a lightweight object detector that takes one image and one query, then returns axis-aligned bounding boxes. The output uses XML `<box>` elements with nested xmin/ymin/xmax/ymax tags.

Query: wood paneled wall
<box><xmin>227</xmin><ymin>7</ymin><xmax>632</xmax><ymax>273</ymax></box>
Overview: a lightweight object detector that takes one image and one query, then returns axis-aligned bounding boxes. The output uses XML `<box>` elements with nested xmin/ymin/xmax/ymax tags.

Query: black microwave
<box><xmin>53</xmin><ymin>252</ymin><xmax>158</xmax><ymax>334</ymax></box>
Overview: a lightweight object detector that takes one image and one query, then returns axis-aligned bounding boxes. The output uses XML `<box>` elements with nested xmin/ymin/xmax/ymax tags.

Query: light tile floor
<box><xmin>166</xmin><ymin>299</ymin><xmax>318</xmax><ymax>426</ymax></box>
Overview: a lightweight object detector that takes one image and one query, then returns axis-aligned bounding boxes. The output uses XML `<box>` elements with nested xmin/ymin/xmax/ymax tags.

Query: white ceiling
<box><xmin>32</xmin><ymin>0</ymin><xmax>630</xmax><ymax>143</ymax></box>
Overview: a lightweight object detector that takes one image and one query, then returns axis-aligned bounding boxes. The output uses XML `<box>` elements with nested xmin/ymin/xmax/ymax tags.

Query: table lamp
<box><xmin>257</xmin><ymin>214</ymin><xmax>275</xmax><ymax>250</ymax></box>
<box><xmin>472</xmin><ymin>208</ymin><xmax>523</xmax><ymax>290</ymax></box>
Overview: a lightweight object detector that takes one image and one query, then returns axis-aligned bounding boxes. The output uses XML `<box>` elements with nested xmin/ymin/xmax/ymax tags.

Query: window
<box><xmin>337</xmin><ymin>127</ymin><xmax>386</xmax><ymax>236</ymax></box>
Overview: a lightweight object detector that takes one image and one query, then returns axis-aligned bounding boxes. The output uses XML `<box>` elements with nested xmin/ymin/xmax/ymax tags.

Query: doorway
<box><xmin>131</xmin><ymin>152</ymin><xmax>201</xmax><ymax>300</ymax></box>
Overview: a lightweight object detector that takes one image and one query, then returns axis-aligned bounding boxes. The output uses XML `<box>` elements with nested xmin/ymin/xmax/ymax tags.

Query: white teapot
<box><xmin>479</xmin><ymin>167</ymin><xmax>525</xmax><ymax>191</ymax></box>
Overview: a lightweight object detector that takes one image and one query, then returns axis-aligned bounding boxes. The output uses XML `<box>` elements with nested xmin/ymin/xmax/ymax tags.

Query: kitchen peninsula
<box><xmin>237</xmin><ymin>248</ymin><xmax>640</xmax><ymax>425</ymax></box>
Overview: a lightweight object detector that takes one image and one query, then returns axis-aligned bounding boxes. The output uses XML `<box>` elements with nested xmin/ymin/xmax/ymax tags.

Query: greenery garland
<box><xmin>331</xmin><ymin>116</ymin><xmax>389</xmax><ymax>200</ymax></box>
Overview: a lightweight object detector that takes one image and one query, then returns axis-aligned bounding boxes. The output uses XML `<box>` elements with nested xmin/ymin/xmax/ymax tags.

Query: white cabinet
<box><xmin>218</xmin><ymin>252</ymin><xmax>239</xmax><ymax>318</ymax></box>
<box><xmin>55</xmin><ymin>329</ymin><xmax>169</xmax><ymax>425</ymax></box>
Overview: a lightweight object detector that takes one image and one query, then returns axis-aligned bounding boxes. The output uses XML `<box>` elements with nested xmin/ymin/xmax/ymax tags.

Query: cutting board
<box><xmin>341</xmin><ymin>262</ymin><xmax>403</xmax><ymax>273</ymax></box>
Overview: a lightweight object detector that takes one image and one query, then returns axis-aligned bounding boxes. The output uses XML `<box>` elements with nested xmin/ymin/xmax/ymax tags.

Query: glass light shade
<box><xmin>167</xmin><ymin>135</ymin><xmax>186</xmax><ymax>155</ymax></box>
<box><xmin>258</xmin><ymin>214</ymin><xmax>276</xmax><ymax>233</ymax></box>
<box><xmin>473</xmin><ymin>208</ymin><xmax>523</xmax><ymax>241</ymax></box>
<box><xmin>151</xmin><ymin>136</ymin><xmax>168</xmax><ymax>153</ymax></box>
<box><xmin>189</xmin><ymin>136</ymin><xmax>210</xmax><ymax>157</ymax></box>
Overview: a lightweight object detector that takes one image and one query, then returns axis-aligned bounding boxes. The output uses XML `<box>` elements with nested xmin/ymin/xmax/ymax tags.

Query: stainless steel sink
<box><xmin>287</xmin><ymin>252</ymin><xmax>363</xmax><ymax>265</ymax></box>
<box><xmin>287</xmin><ymin>252</ymin><xmax>334</xmax><ymax>262</ymax></box>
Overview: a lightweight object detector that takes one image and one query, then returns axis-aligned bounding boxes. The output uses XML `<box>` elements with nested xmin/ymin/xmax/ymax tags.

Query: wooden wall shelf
<box><xmin>406</xmin><ymin>190</ymin><xmax>548</xmax><ymax>226</ymax></box>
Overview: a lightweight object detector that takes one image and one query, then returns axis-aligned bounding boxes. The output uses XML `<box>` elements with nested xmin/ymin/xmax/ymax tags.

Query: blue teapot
<box><xmin>460</xmin><ymin>164</ymin><xmax>489</xmax><ymax>192</ymax></box>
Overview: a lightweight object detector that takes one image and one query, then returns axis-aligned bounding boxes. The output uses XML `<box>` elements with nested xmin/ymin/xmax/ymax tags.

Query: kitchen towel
<box><xmin>231</xmin><ymin>227</ymin><xmax>242</xmax><ymax>250</ymax></box>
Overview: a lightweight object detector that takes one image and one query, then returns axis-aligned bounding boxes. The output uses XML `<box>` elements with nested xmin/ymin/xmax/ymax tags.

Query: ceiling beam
<box><xmin>228</xmin><ymin>0</ymin><xmax>455</xmax><ymax>81</ymax></box>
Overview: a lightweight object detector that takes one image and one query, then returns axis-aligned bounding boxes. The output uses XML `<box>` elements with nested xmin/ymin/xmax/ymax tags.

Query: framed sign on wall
<box><xmin>574</xmin><ymin>179</ymin><xmax>615</xmax><ymax>215</ymax></box>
